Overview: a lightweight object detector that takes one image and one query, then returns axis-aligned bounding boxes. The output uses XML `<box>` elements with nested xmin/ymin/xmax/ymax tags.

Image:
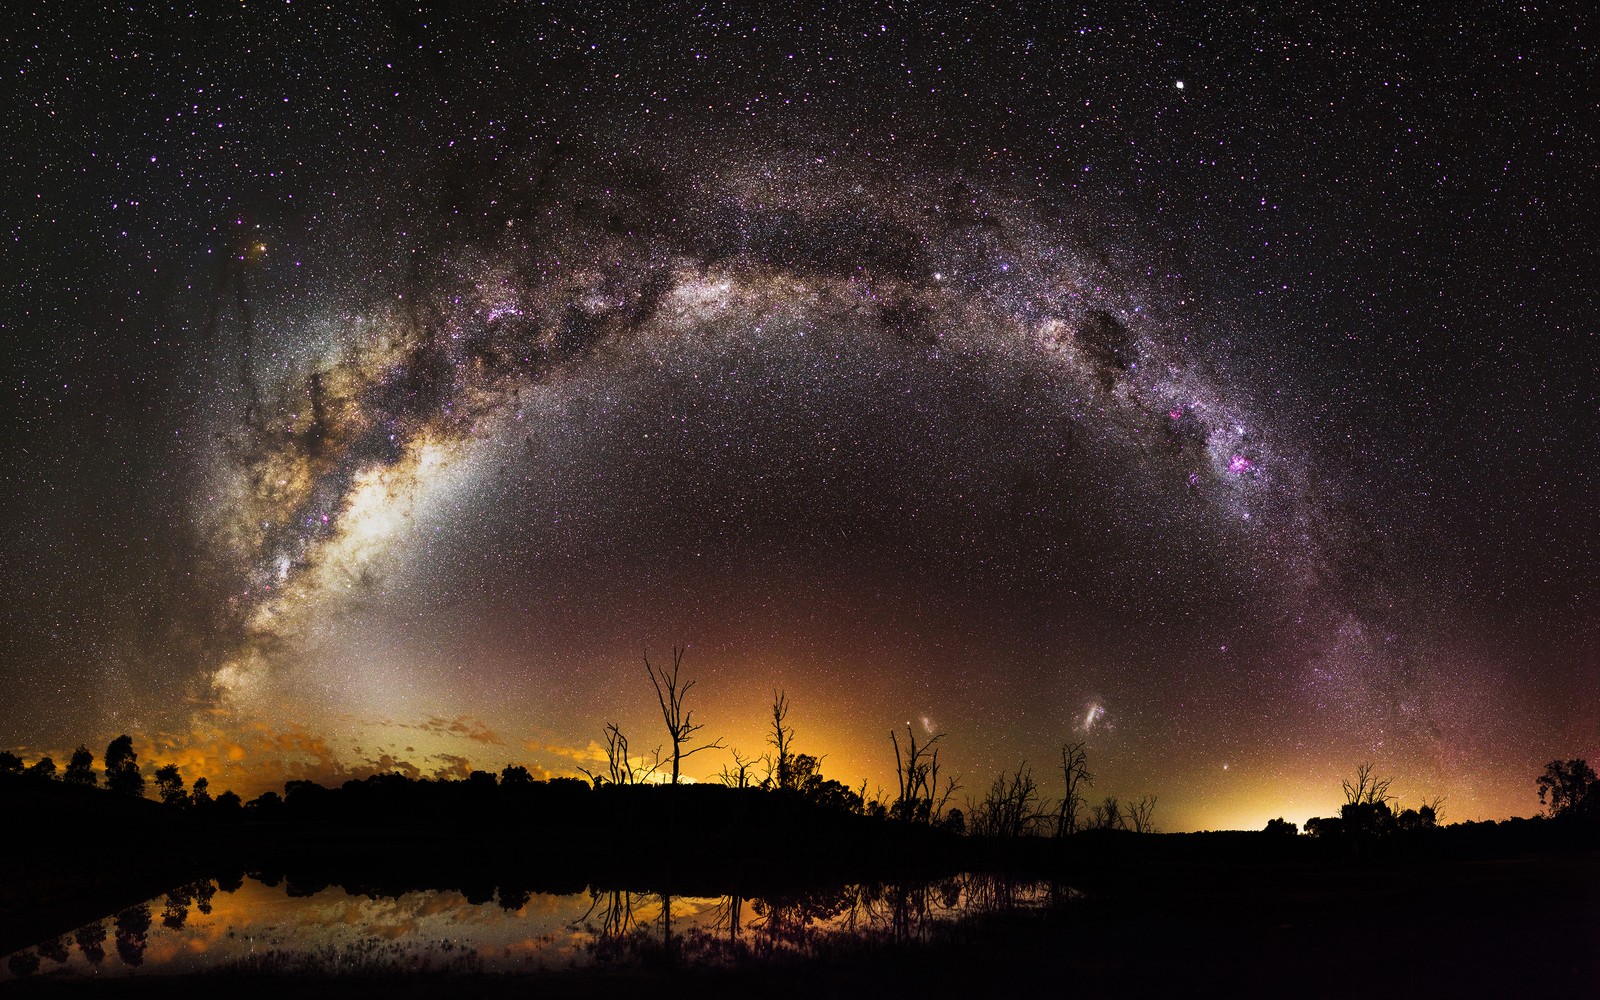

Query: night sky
<box><xmin>2</xmin><ymin>3</ymin><xmax>1595</xmax><ymax>831</ymax></box>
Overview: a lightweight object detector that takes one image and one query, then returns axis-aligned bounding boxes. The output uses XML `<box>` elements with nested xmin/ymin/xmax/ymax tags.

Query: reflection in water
<box><xmin>574</xmin><ymin>874</ymin><xmax>1053</xmax><ymax>969</ymax></box>
<box><xmin>0</xmin><ymin>872</ymin><xmax>1056</xmax><ymax>980</ymax></box>
<box><xmin>113</xmin><ymin>904</ymin><xmax>151</xmax><ymax>967</ymax></box>
<box><xmin>74</xmin><ymin>921</ymin><xmax>106</xmax><ymax>966</ymax></box>
<box><xmin>161</xmin><ymin>879</ymin><xmax>218</xmax><ymax>930</ymax></box>
<box><xmin>35</xmin><ymin>934</ymin><xmax>70</xmax><ymax>964</ymax></box>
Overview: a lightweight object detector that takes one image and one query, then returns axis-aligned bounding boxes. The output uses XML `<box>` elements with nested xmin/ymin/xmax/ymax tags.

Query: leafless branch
<box><xmin>645</xmin><ymin>645</ymin><xmax>725</xmax><ymax>784</ymax></box>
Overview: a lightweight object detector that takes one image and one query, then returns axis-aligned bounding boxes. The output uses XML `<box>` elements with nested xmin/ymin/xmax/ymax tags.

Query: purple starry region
<box><xmin>0</xmin><ymin>4</ymin><xmax>1593</xmax><ymax>830</ymax></box>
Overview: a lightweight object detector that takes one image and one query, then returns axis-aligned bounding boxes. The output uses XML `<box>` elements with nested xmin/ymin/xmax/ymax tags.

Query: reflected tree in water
<box><xmin>576</xmin><ymin>887</ymin><xmax>646</xmax><ymax>965</ymax></box>
<box><xmin>747</xmin><ymin>885</ymin><xmax>857</xmax><ymax>955</ymax></box>
<box><xmin>710</xmin><ymin>893</ymin><xmax>745</xmax><ymax>944</ymax></box>
<box><xmin>959</xmin><ymin>871</ymin><xmax>1028</xmax><ymax>913</ymax></box>
<box><xmin>192</xmin><ymin>878</ymin><xmax>217</xmax><ymax>916</ymax></box>
<box><xmin>159</xmin><ymin>879</ymin><xmax>218</xmax><ymax>929</ymax></box>
<box><xmin>162</xmin><ymin>885</ymin><xmax>193</xmax><ymax>929</ymax></box>
<box><xmin>113</xmin><ymin>903</ymin><xmax>151</xmax><ymax>967</ymax></box>
<box><xmin>74</xmin><ymin>920</ymin><xmax>107</xmax><ymax>965</ymax></box>
<box><xmin>35</xmin><ymin>934</ymin><xmax>70</xmax><ymax>964</ymax></box>
<box><xmin>498</xmin><ymin>885</ymin><xmax>532</xmax><ymax>911</ymax></box>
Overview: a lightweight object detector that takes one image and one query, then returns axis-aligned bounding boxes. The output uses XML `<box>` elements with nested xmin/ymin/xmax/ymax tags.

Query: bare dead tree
<box><xmin>1056</xmin><ymin>740</ymin><xmax>1094</xmax><ymax>837</ymax></box>
<box><xmin>969</xmin><ymin>764</ymin><xmax>1045</xmax><ymax>838</ymax></box>
<box><xmin>718</xmin><ymin>748</ymin><xmax>758</xmax><ymax>788</ymax></box>
<box><xmin>580</xmin><ymin>723</ymin><xmax>661</xmax><ymax>786</ymax></box>
<box><xmin>935</xmin><ymin>773</ymin><xmax>960</xmax><ymax>820</ymax></box>
<box><xmin>857</xmin><ymin>780</ymin><xmax>889</xmax><ymax>817</ymax></box>
<box><xmin>768</xmin><ymin>690</ymin><xmax>795</xmax><ymax>790</ymax></box>
<box><xmin>645</xmin><ymin>645</ymin><xmax>725</xmax><ymax>784</ymax></box>
<box><xmin>1091</xmin><ymin>795</ymin><xmax>1124</xmax><ymax>830</ymax></box>
<box><xmin>1420</xmin><ymin>794</ymin><xmax>1447</xmax><ymax>825</ymax></box>
<box><xmin>1343</xmin><ymin>762</ymin><xmax>1395</xmax><ymax>807</ymax></box>
<box><xmin>1123</xmin><ymin>794</ymin><xmax>1158</xmax><ymax>833</ymax></box>
<box><xmin>890</xmin><ymin>724</ymin><xmax>959</xmax><ymax>824</ymax></box>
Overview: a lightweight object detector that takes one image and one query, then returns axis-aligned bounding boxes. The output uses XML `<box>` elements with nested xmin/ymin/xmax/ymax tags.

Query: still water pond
<box><xmin>4</xmin><ymin>873</ymin><xmax>1055</xmax><ymax>979</ymax></box>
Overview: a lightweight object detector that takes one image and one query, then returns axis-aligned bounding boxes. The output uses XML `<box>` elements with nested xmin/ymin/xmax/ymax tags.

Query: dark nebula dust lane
<box><xmin>1</xmin><ymin>4</ymin><xmax>1594</xmax><ymax>829</ymax></box>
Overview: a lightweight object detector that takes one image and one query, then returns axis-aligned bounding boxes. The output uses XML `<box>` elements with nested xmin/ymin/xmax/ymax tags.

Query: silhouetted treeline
<box><xmin>246</xmin><ymin>773</ymin><xmax>963</xmax><ymax>883</ymax></box>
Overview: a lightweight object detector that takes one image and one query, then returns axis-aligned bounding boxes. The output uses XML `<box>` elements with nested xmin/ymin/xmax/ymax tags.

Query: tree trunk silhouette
<box><xmin>1056</xmin><ymin>740</ymin><xmax>1093</xmax><ymax>836</ymax></box>
<box><xmin>890</xmin><ymin>724</ymin><xmax>958</xmax><ymax>823</ymax></box>
<box><xmin>768</xmin><ymin>689</ymin><xmax>795</xmax><ymax>789</ymax></box>
<box><xmin>645</xmin><ymin>646</ymin><xmax>725</xmax><ymax>785</ymax></box>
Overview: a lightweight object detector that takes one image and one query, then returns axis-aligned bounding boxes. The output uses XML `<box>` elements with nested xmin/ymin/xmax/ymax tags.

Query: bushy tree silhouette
<box><xmin>104</xmin><ymin>735</ymin><xmax>144</xmax><ymax>797</ymax></box>
<box><xmin>0</xmin><ymin>750</ymin><xmax>21</xmax><ymax>774</ymax></box>
<box><xmin>63</xmin><ymin>745</ymin><xmax>97</xmax><ymax>786</ymax></box>
<box><xmin>24</xmin><ymin>755</ymin><xmax>57</xmax><ymax>780</ymax></box>
<box><xmin>214</xmin><ymin>789</ymin><xmax>244</xmax><ymax>818</ymax></box>
<box><xmin>246</xmin><ymin>790</ymin><xmax>284</xmax><ymax>817</ymax></box>
<box><xmin>1537</xmin><ymin>758</ymin><xmax>1597</xmax><ymax>819</ymax></box>
<box><xmin>154</xmin><ymin>764</ymin><xmax>188</xmax><ymax>807</ymax></box>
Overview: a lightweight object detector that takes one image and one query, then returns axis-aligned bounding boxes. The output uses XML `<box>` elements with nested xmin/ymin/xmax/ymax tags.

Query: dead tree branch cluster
<box><xmin>646</xmin><ymin>645</ymin><xmax>725</xmax><ymax>785</ymax></box>
<box><xmin>890</xmin><ymin>724</ymin><xmax>958</xmax><ymax>824</ymax></box>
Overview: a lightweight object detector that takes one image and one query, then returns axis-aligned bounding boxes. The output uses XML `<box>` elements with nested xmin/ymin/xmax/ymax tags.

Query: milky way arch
<box><xmin>196</xmin><ymin>141</ymin><xmax>1396</xmax><ymax>743</ymax></box>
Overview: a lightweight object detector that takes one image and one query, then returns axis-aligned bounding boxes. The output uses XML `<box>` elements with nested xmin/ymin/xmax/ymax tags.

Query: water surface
<box><xmin>3</xmin><ymin>873</ymin><xmax>1056</xmax><ymax>979</ymax></box>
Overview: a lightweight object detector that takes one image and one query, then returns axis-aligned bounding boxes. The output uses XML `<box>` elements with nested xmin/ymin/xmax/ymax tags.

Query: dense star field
<box><xmin>1</xmin><ymin>4</ymin><xmax>1594</xmax><ymax>830</ymax></box>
